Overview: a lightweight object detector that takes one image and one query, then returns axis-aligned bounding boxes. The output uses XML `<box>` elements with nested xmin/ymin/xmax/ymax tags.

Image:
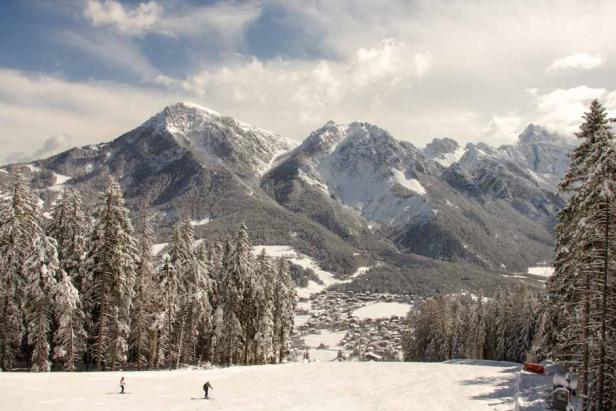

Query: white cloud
<box><xmin>83</xmin><ymin>0</ymin><xmax>261</xmax><ymax>40</ymax></box>
<box><xmin>85</xmin><ymin>0</ymin><xmax>162</xmax><ymax>35</ymax></box>
<box><xmin>480</xmin><ymin>113</ymin><xmax>524</xmax><ymax>146</ymax></box>
<box><xmin>163</xmin><ymin>39</ymin><xmax>431</xmax><ymax>133</ymax></box>
<box><xmin>0</xmin><ymin>68</ymin><xmax>180</xmax><ymax>165</ymax></box>
<box><xmin>547</xmin><ymin>53</ymin><xmax>603</xmax><ymax>71</ymax></box>
<box><xmin>531</xmin><ymin>86</ymin><xmax>616</xmax><ymax>135</ymax></box>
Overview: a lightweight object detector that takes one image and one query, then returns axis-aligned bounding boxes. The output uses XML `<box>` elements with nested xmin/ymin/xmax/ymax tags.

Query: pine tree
<box><xmin>53</xmin><ymin>271</ymin><xmax>86</xmax><ymax>371</ymax></box>
<box><xmin>272</xmin><ymin>257</ymin><xmax>295</xmax><ymax>363</ymax></box>
<box><xmin>84</xmin><ymin>178</ymin><xmax>138</xmax><ymax>370</ymax></box>
<box><xmin>0</xmin><ymin>173</ymin><xmax>41</xmax><ymax>370</ymax></box>
<box><xmin>546</xmin><ymin>100</ymin><xmax>616</xmax><ymax>409</ymax></box>
<box><xmin>24</xmin><ymin>231</ymin><xmax>59</xmax><ymax>372</ymax></box>
<box><xmin>221</xmin><ymin>225</ymin><xmax>254</xmax><ymax>365</ymax></box>
<box><xmin>47</xmin><ymin>189</ymin><xmax>90</xmax><ymax>294</ymax></box>
<box><xmin>131</xmin><ymin>213</ymin><xmax>155</xmax><ymax>370</ymax></box>
<box><xmin>157</xmin><ymin>254</ymin><xmax>179</xmax><ymax>369</ymax></box>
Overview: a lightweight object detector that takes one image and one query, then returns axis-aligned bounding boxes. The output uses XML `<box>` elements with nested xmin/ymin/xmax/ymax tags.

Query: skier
<box><xmin>120</xmin><ymin>377</ymin><xmax>126</xmax><ymax>394</ymax></box>
<box><xmin>203</xmin><ymin>381</ymin><xmax>213</xmax><ymax>399</ymax></box>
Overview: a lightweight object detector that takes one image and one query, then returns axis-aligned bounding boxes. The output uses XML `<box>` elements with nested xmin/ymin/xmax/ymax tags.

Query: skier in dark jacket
<box><xmin>203</xmin><ymin>381</ymin><xmax>213</xmax><ymax>398</ymax></box>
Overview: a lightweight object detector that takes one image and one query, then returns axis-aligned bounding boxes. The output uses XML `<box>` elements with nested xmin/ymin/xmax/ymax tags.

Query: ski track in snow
<box><xmin>0</xmin><ymin>361</ymin><xmax>522</xmax><ymax>411</ymax></box>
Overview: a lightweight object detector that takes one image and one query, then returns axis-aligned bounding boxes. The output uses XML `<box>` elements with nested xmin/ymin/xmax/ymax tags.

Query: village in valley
<box><xmin>290</xmin><ymin>290</ymin><xmax>414</xmax><ymax>363</ymax></box>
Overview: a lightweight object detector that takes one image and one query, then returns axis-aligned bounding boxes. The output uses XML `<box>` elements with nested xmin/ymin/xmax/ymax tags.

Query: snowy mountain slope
<box><xmin>0</xmin><ymin>103</ymin><xmax>360</xmax><ymax>277</ymax></box>
<box><xmin>0</xmin><ymin>361</ymin><xmax>523</xmax><ymax>411</ymax></box>
<box><xmin>263</xmin><ymin>121</ymin><xmax>567</xmax><ymax>271</ymax></box>
<box><xmin>0</xmin><ymin>103</ymin><xmax>570</xmax><ymax>293</ymax></box>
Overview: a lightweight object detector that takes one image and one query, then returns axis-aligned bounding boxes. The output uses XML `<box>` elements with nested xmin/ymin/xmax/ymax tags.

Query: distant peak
<box><xmin>424</xmin><ymin>137</ymin><xmax>460</xmax><ymax>156</ymax></box>
<box><xmin>518</xmin><ymin>124</ymin><xmax>567</xmax><ymax>145</ymax></box>
<box><xmin>163</xmin><ymin>101</ymin><xmax>221</xmax><ymax>118</ymax></box>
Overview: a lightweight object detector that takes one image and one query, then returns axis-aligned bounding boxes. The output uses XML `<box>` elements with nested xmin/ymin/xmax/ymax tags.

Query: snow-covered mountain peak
<box><xmin>517</xmin><ymin>123</ymin><xmax>568</xmax><ymax>146</ymax></box>
<box><xmin>296</xmin><ymin>121</ymin><xmax>347</xmax><ymax>156</ymax></box>
<box><xmin>424</xmin><ymin>138</ymin><xmax>464</xmax><ymax>167</ymax></box>
<box><xmin>135</xmin><ymin>102</ymin><xmax>294</xmax><ymax>176</ymax></box>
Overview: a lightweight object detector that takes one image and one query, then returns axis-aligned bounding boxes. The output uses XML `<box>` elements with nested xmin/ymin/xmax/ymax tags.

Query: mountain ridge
<box><xmin>0</xmin><ymin>102</ymin><xmax>573</xmax><ymax>295</ymax></box>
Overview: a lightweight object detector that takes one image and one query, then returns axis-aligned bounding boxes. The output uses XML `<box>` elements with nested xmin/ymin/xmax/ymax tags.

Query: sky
<box><xmin>1</xmin><ymin>0</ymin><xmax>616</xmax><ymax>164</ymax></box>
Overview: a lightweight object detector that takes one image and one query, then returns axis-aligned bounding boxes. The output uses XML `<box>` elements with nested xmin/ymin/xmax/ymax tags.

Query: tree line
<box><xmin>403</xmin><ymin>286</ymin><xmax>542</xmax><ymax>363</ymax></box>
<box><xmin>0</xmin><ymin>176</ymin><xmax>296</xmax><ymax>371</ymax></box>
<box><xmin>405</xmin><ymin>100</ymin><xmax>616</xmax><ymax>410</ymax></box>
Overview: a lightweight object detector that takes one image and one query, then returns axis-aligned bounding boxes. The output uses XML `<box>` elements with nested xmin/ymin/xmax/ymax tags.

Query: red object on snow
<box><xmin>523</xmin><ymin>362</ymin><xmax>545</xmax><ymax>374</ymax></box>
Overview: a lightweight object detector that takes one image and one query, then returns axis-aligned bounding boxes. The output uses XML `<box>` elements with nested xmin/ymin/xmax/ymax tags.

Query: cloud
<box><xmin>547</xmin><ymin>53</ymin><xmax>604</xmax><ymax>71</ymax></box>
<box><xmin>162</xmin><ymin>39</ymin><xmax>432</xmax><ymax>132</ymax></box>
<box><xmin>4</xmin><ymin>135</ymin><xmax>75</xmax><ymax>165</ymax></box>
<box><xmin>0</xmin><ymin>68</ymin><xmax>181</xmax><ymax>165</ymax></box>
<box><xmin>530</xmin><ymin>86</ymin><xmax>616</xmax><ymax>135</ymax></box>
<box><xmin>83</xmin><ymin>0</ymin><xmax>261</xmax><ymax>40</ymax></box>
<box><xmin>480</xmin><ymin>113</ymin><xmax>524</xmax><ymax>146</ymax></box>
<box><xmin>85</xmin><ymin>0</ymin><xmax>161</xmax><ymax>35</ymax></box>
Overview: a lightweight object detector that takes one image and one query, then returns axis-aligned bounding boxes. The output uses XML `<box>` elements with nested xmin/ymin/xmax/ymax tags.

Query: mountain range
<box><xmin>0</xmin><ymin>102</ymin><xmax>573</xmax><ymax>295</ymax></box>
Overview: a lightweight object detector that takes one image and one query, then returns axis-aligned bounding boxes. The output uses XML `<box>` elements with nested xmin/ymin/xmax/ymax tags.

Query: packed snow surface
<box><xmin>527</xmin><ymin>266</ymin><xmax>554</xmax><ymax>277</ymax></box>
<box><xmin>352</xmin><ymin>302</ymin><xmax>412</xmax><ymax>320</ymax></box>
<box><xmin>0</xmin><ymin>361</ymin><xmax>521</xmax><ymax>411</ymax></box>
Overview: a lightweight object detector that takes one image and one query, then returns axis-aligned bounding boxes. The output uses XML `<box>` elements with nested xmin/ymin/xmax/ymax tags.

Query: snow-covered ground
<box><xmin>49</xmin><ymin>171</ymin><xmax>72</xmax><ymax>192</ymax></box>
<box><xmin>527</xmin><ymin>266</ymin><xmax>554</xmax><ymax>277</ymax></box>
<box><xmin>302</xmin><ymin>330</ymin><xmax>347</xmax><ymax>362</ymax></box>
<box><xmin>0</xmin><ymin>361</ymin><xmax>522</xmax><ymax>411</ymax></box>
<box><xmin>189</xmin><ymin>218</ymin><xmax>210</xmax><ymax>226</ymax></box>
<box><xmin>390</xmin><ymin>168</ymin><xmax>426</xmax><ymax>195</ymax></box>
<box><xmin>253</xmin><ymin>245</ymin><xmax>351</xmax><ymax>298</ymax></box>
<box><xmin>352</xmin><ymin>302</ymin><xmax>412</xmax><ymax>320</ymax></box>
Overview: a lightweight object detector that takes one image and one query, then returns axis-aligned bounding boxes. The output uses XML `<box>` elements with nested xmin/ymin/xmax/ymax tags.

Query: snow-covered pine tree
<box><xmin>22</xmin><ymin>188</ymin><xmax>59</xmax><ymax>372</ymax></box>
<box><xmin>130</xmin><ymin>212</ymin><xmax>155</xmax><ymax>370</ymax></box>
<box><xmin>546</xmin><ymin>100</ymin><xmax>616</xmax><ymax>410</ymax></box>
<box><xmin>53</xmin><ymin>271</ymin><xmax>86</xmax><ymax>371</ymax></box>
<box><xmin>210</xmin><ymin>305</ymin><xmax>224</xmax><ymax>364</ymax></box>
<box><xmin>172</xmin><ymin>220</ymin><xmax>213</xmax><ymax>366</ymax></box>
<box><xmin>84</xmin><ymin>178</ymin><xmax>138</xmax><ymax>370</ymax></box>
<box><xmin>157</xmin><ymin>254</ymin><xmax>179</xmax><ymax>370</ymax></box>
<box><xmin>252</xmin><ymin>250</ymin><xmax>275</xmax><ymax>364</ymax></box>
<box><xmin>272</xmin><ymin>257</ymin><xmax>295</xmax><ymax>363</ymax></box>
<box><xmin>220</xmin><ymin>226</ymin><xmax>254</xmax><ymax>365</ymax></box>
<box><xmin>570</xmin><ymin>104</ymin><xmax>616</xmax><ymax>409</ymax></box>
<box><xmin>209</xmin><ymin>241</ymin><xmax>224</xmax><ymax>281</ymax></box>
<box><xmin>0</xmin><ymin>172</ymin><xmax>42</xmax><ymax>370</ymax></box>
<box><xmin>47</xmin><ymin>189</ymin><xmax>90</xmax><ymax>294</ymax></box>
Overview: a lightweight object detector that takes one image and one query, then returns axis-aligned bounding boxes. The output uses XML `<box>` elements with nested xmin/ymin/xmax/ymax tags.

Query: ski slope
<box><xmin>0</xmin><ymin>361</ymin><xmax>522</xmax><ymax>411</ymax></box>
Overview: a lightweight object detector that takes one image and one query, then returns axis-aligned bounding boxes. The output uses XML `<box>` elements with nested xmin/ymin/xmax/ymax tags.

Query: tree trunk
<box><xmin>96</xmin><ymin>291</ymin><xmax>108</xmax><ymax>370</ymax></box>
<box><xmin>581</xmin><ymin>270</ymin><xmax>590</xmax><ymax>411</ymax></box>
<box><xmin>598</xmin><ymin>197</ymin><xmax>609</xmax><ymax>411</ymax></box>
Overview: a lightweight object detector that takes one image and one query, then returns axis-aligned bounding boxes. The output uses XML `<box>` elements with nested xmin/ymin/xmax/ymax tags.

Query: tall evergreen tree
<box><xmin>545</xmin><ymin>100</ymin><xmax>616</xmax><ymax>409</ymax></box>
<box><xmin>47</xmin><ymin>189</ymin><xmax>90</xmax><ymax>294</ymax></box>
<box><xmin>53</xmin><ymin>271</ymin><xmax>86</xmax><ymax>371</ymax></box>
<box><xmin>0</xmin><ymin>173</ymin><xmax>49</xmax><ymax>370</ymax></box>
<box><xmin>130</xmin><ymin>212</ymin><xmax>155</xmax><ymax>370</ymax></box>
<box><xmin>84</xmin><ymin>178</ymin><xmax>138</xmax><ymax>370</ymax></box>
